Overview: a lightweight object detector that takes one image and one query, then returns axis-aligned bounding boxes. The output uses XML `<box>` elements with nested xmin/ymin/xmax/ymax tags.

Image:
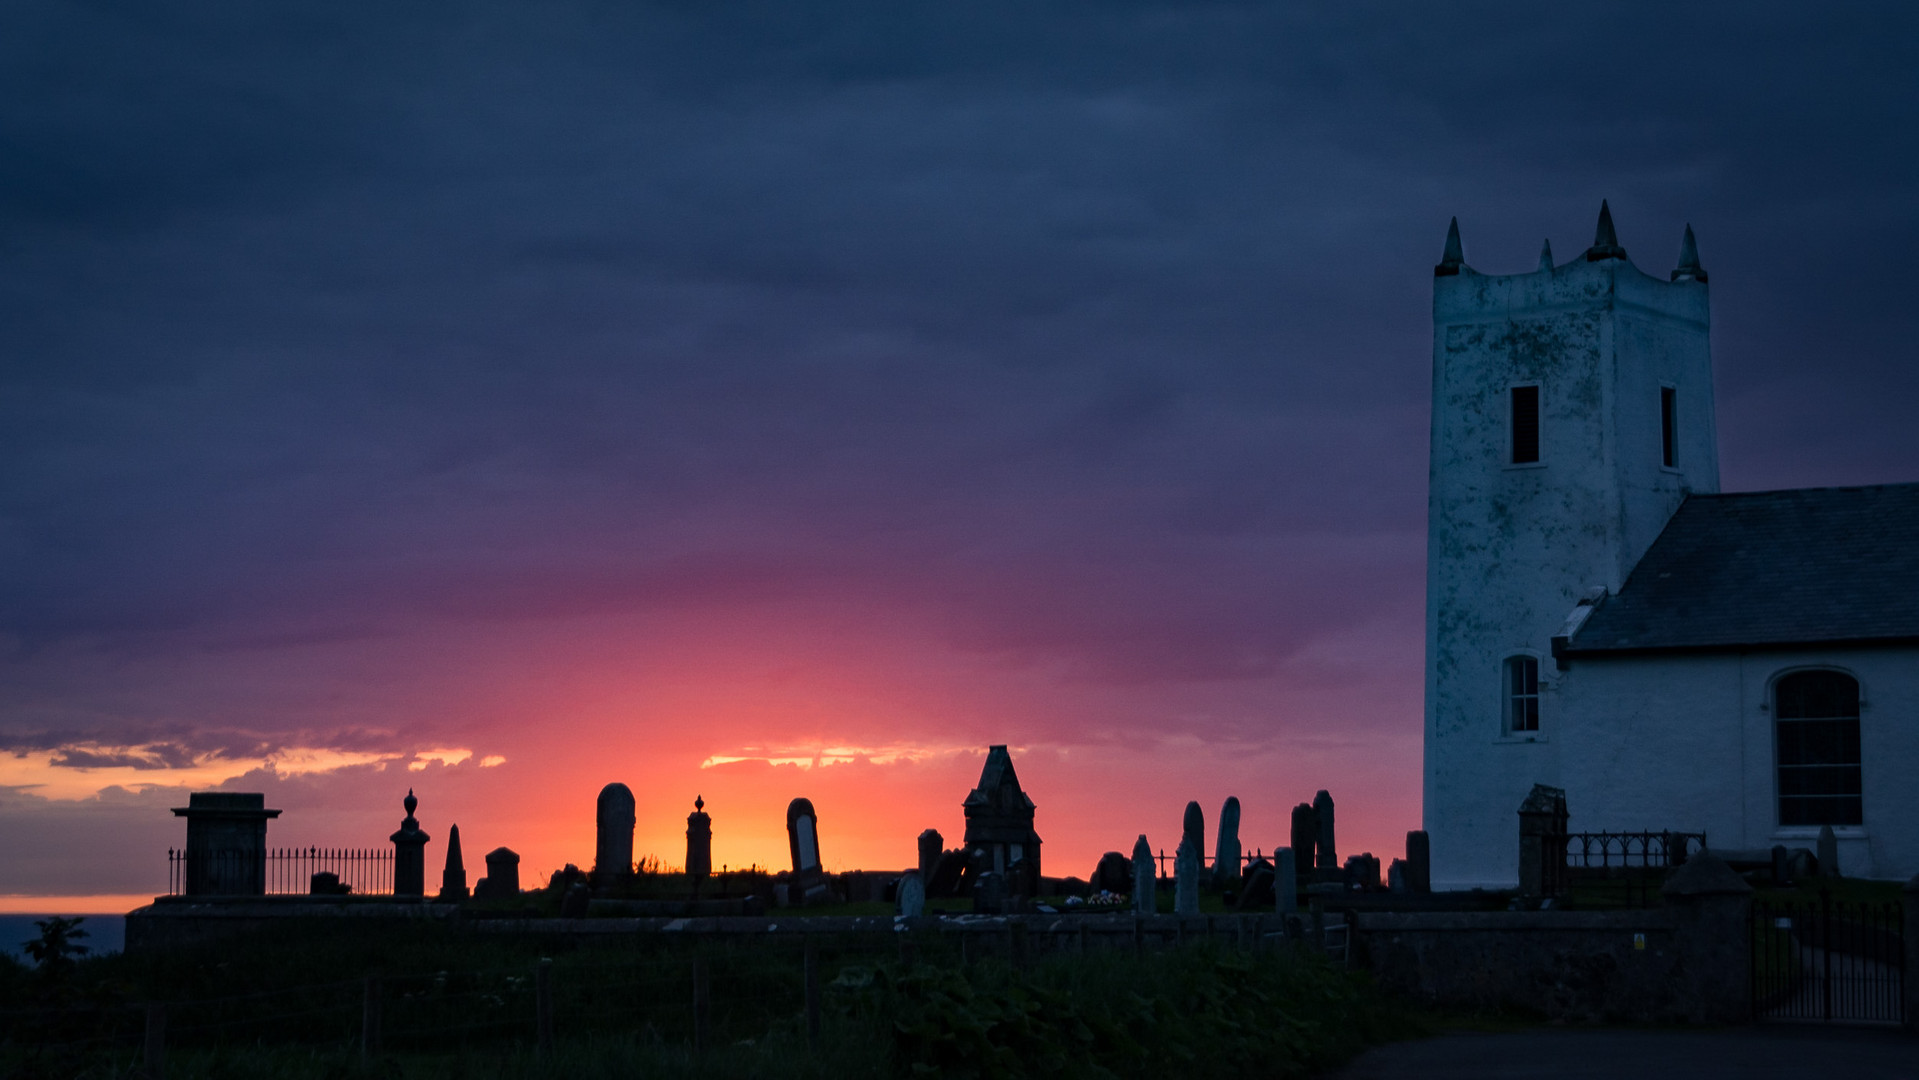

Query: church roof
<box><xmin>1563</xmin><ymin>483</ymin><xmax>1919</xmax><ymax>655</ymax></box>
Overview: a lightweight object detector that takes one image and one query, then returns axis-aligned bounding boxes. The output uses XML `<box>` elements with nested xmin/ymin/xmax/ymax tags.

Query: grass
<box><xmin>1</xmin><ymin>920</ymin><xmax>1423</xmax><ymax>1078</ymax></box>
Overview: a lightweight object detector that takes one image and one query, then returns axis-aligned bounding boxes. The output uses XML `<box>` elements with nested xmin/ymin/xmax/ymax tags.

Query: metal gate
<box><xmin>1752</xmin><ymin>892</ymin><xmax>1904</xmax><ymax>1024</ymax></box>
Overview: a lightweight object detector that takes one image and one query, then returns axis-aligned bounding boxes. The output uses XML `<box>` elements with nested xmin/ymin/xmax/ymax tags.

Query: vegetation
<box><xmin>0</xmin><ymin>921</ymin><xmax>1420</xmax><ymax>1078</ymax></box>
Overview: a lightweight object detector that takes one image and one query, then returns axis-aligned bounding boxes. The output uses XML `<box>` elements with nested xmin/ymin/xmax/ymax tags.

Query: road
<box><xmin>1330</xmin><ymin>1027</ymin><xmax>1919</xmax><ymax>1079</ymax></box>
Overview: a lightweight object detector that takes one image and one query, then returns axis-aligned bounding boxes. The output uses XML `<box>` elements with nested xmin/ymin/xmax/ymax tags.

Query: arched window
<box><xmin>1775</xmin><ymin>671</ymin><xmax>1862</xmax><ymax>826</ymax></box>
<box><xmin>1505</xmin><ymin>655</ymin><xmax>1539</xmax><ymax>734</ymax></box>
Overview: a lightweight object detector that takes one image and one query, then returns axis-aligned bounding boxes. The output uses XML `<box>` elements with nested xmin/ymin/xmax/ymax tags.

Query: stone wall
<box><xmin>1353</xmin><ymin>894</ymin><xmax>1750</xmax><ymax>1024</ymax></box>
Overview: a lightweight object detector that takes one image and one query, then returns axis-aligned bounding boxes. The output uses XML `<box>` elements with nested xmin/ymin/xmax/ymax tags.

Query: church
<box><xmin>1422</xmin><ymin>204</ymin><xmax>1919</xmax><ymax>888</ymax></box>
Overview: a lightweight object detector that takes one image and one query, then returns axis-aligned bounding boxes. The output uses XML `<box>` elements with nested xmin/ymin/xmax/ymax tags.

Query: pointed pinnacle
<box><xmin>1671</xmin><ymin>223</ymin><xmax>1707</xmax><ymax>283</ymax></box>
<box><xmin>1435</xmin><ymin>216</ymin><xmax>1465</xmax><ymax>276</ymax></box>
<box><xmin>1585</xmin><ymin>199</ymin><xmax>1628</xmax><ymax>262</ymax></box>
<box><xmin>1538</xmin><ymin>239</ymin><xmax>1554</xmax><ymax>272</ymax></box>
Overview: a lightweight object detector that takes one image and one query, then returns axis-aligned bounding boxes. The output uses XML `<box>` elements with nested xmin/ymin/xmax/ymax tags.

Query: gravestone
<box><xmin>1235</xmin><ymin>859</ymin><xmax>1275</xmax><ymax>911</ymax></box>
<box><xmin>1092</xmin><ymin>851</ymin><xmax>1131</xmax><ymax>895</ymax></box>
<box><xmin>1770</xmin><ymin>844</ymin><xmax>1789</xmax><ymax>885</ymax></box>
<box><xmin>561</xmin><ymin>881</ymin><xmax>590</xmax><ymax>917</ymax></box>
<box><xmin>390</xmin><ymin>789</ymin><xmax>431</xmax><ymax>898</ymax></box>
<box><xmin>896</xmin><ymin>869</ymin><xmax>926</xmax><ymax>917</ymax></box>
<box><xmin>973</xmin><ymin>870</ymin><xmax>1006</xmax><ymax>914</ymax></box>
<box><xmin>1312</xmin><ymin>790</ymin><xmax>1337</xmax><ymax>871</ymax></box>
<box><xmin>439</xmin><ymin>823</ymin><xmax>469</xmax><ymax>901</ymax></box>
<box><xmin>1289</xmin><ymin>804</ymin><xmax>1316</xmax><ymax>876</ymax></box>
<box><xmin>918</xmin><ymin>829</ymin><xmax>943</xmax><ymax>882</ymax></box>
<box><xmin>1343</xmin><ymin>853</ymin><xmax>1380</xmax><ymax>890</ymax></box>
<box><xmin>685</xmin><ymin>796</ymin><xmax>712</xmax><ymax>888</ymax></box>
<box><xmin>1274</xmin><ymin>847</ymin><xmax>1297</xmax><ymax>913</ymax></box>
<box><xmin>927</xmin><ymin>849</ymin><xmax>967</xmax><ymax>898</ymax></box>
<box><xmin>1132</xmin><ymin>834</ymin><xmax>1155</xmax><ymax>915</ymax></box>
<box><xmin>1405</xmin><ymin>829</ymin><xmax>1432</xmax><ymax>894</ymax></box>
<box><xmin>1182</xmin><ymin>801</ymin><xmax>1205</xmax><ymax>871</ymax></box>
<box><xmin>1817</xmin><ymin>824</ymin><xmax>1839</xmax><ymax>878</ymax></box>
<box><xmin>478</xmin><ymin>847</ymin><xmax>520</xmax><ymax>898</ymax></box>
<box><xmin>1517</xmin><ymin>784</ymin><xmax>1569</xmax><ymax>898</ymax></box>
<box><xmin>1174</xmin><ymin>837</ymin><xmax>1200</xmax><ymax>916</ymax></box>
<box><xmin>962</xmin><ymin>745</ymin><xmax>1043</xmax><ymax>884</ymax></box>
<box><xmin>594</xmin><ymin>783</ymin><xmax>636</xmax><ymax>887</ymax></box>
<box><xmin>1214</xmin><ymin>797</ymin><xmax>1242</xmax><ymax>888</ymax></box>
<box><xmin>171</xmin><ymin>792</ymin><xmax>282</xmax><ymax>897</ymax></box>
<box><xmin>786</xmin><ymin>797</ymin><xmax>829</xmax><ymax>904</ymax></box>
<box><xmin>310</xmin><ymin>871</ymin><xmax>350</xmax><ymax>895</ymax></box>
<box><xmin>1387</xmin><ymin>859</ymin><xmax>1407</xmax><ymax>893</ymax></box>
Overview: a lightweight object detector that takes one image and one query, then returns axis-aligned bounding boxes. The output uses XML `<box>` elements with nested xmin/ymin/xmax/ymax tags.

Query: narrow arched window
<box><xmin>1505</xmin><ymin>656</ymin><xmax>1539</xmax><ymax>734</ymax></box>
<box><xmin>1775</xmin><ymin>671</ymin><xmax>1862</xmax><ymax>826</ymax></box>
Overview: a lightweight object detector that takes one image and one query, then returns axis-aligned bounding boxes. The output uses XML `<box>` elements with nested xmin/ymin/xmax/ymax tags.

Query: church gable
<box><xmin>1562</xmin><ymin>482</ymin><xmax>1919</xmax><ymax>655</ymax></box>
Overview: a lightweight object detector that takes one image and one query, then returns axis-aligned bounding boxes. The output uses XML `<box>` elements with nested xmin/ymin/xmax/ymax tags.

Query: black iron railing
<box><xmin>1754</xmin><ymin>892</ymin><xmax>1905</xmax><ymax>1024</ymax></box>
<box><xmin>167</xmin><ymin>847</ymin><xmax>395</xmax><ymax>897</ymax></box>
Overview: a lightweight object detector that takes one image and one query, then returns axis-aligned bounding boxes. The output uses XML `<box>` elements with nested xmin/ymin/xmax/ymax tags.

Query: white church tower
<box><xmin>1423</xmin><ymin>203</ymin><xmax>1720</xmax><ymax>888</ymax></box>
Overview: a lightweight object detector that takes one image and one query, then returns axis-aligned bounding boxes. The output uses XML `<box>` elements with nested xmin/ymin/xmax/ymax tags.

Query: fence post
<box><xmin>692</xmin><ymin>955</ymin><xmax>711</xmax><ymax>1057</ymax></box>
<box><xmin>142</xmin><ymin>1003</ymin><xmax>165</xmax><ymax>1080</ymax></box>
<box><xmin>361</xmin><ymin>977</ymin><xmax>381</xmax><ymax>1063</ymax></box>
<box><xmin>803</xmin><ymin>943</ymin><xmax>820</xmax><ymax>1052</ymax></box>
<box><xmin>1902</xmin><ymin>874</ymin><xmax>1918</xmax><ymax>1030</ymax></box>
<box><xmin>535</xmin><ymin>957</ymin><xmax>554</xmax><ymax>1057</ymax></box>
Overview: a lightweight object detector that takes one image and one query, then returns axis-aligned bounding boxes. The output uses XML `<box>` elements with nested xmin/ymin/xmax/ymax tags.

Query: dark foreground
<box><xmin>1332</xmin><ymin>1026</ymin><xmax>1919</xmax><ymax>1080</ymax></box>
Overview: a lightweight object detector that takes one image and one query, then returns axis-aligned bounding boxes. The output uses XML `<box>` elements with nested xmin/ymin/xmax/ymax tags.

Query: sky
<box><xmin>4</xmin><ymin>3</ymin><xmax>1918</xmax><ymax>907</ymax></box>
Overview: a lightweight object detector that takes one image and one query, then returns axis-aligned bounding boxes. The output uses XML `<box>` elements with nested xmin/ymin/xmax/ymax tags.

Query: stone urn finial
<box><xmin>695</xmin><ymin>794</ymin><xmax>704</xmax><ymax>812</ymax></box>
<box><xmin>404</xmin><ymin>788</ymin><xmax>418</xmax><ymax>819</ymax></box>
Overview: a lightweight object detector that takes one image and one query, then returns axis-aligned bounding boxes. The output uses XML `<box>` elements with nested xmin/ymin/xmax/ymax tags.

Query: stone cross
<box><xmin>390</xmin><ymin>789</ymin><xmax>431</xmax><ymax>898</ymax></box>
<box><xmin>1312</xmin><ymin>790</ymin><xmax>1337</xmax><ymax>871</ymax></box>
<box><xmin>594</xmin><ymin>783</ymin><xmax>636</xmax><ymax>886</ymax></box>
<box><xmin>1275</xmin><ymin>846</ymin><xmax>1297</xmax><ymax>913</ymax></box>
<box><xmin>1405</xmin><ymin>829</ymin><xmax>1431</xmax><ymax>894</ymax></box>
<box><xmin>439</xmin><ymin>823</ymin><xmax>468</xmax><ymax>901</ymax></box>
<box><xmin>1174</xmin><ymin>837</ymin><xmax>1200</xmax><ymax>916</ymax></box>
<box><xmin>1289</xmin><ymin>803</ymin><xmax>1316</xmax><ymax>876</ymax></box>
<box><xmin>896</xmin><ymin>869</ymin><xmax>926</xmax><ymax>918</ymax></box>
<box><xmin>685</xmin><ymin>795</ymin><xmax>712</xmax><ymax>886</ymax></box>
<box><xmin>1132</xmin><ymin>834</ymin><xmax>1155</xmax><ymax>915</ymax></box>
<box><xmin>1214</xmin><ymin>796</ymin><xmax>1242</xmax><ymax>888</ymax></box>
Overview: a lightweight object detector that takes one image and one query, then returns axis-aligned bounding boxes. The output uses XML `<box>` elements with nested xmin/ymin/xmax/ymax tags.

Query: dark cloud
<box><xmin>1</xmin><ymin>0</ymin><xmax>1916</xmax><ymax>757</ymax></box>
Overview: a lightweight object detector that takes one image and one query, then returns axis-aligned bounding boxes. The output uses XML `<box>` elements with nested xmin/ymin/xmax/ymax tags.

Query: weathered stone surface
<box><xmin>963</xmin><ymin>745</ymin><xmax>1042</xmax><ymax>884</ymax></box>
<box><xmin>786</xmin><ymin>798</ymin><xmax>828</xmax><ymax>904</ymax></box>
<box><xmin>1289</xmin><ymin>805</ymin><xmax>1316</xmax><ymax>874</ymax></box>
<box><xmin>1275</xmin><ymin>847</ymin><xmax>1297</xmax><ymax>913</ymax></box>
<box><xmin>1132</xmin><ymin>835</ymin><xmax>1155</xmax><ymax>916</ymax></box>
<box><xmin>1182</xmin><ymin>801</ymin><xmax>1205</xmax><ymax>869</ymax></box>
<box><xmin>594</xmin><ymin>783</ymin><xmax>636</xmax><ymax>885</ymax></box>
<box><xmin>896</xmin><ymin>870</ymin><xmax>925</xmax><ymax>918</ymax></box>
<box><xmin>1405</xmin><ymin>830</ymin><xmax>1431</xmax><ymax>894</ymax></box>
<box><xmin>171</xmin><ymin>792</ymin><xmax>282</xmax><ymax>898</ymax></box>
<box><xmin>1173</xmin><ymin>838</ymin><xmax>1200</xmax><ymax>916</ymax></box>
<box><xmin>1214</xmin><ymin>797</ymin><xmax>1242</xmax><ymax>888</ymax></box>
<box><xmin>1312</xmin><ymin>791</ymin><xmax>1337</xmax><ymax>870</ymax></box>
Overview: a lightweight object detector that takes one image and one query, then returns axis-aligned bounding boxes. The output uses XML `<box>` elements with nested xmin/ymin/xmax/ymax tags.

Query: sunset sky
<box><xmin>5</xmin><ymin>4</ymin><xmax>1919</xmax><ymax>908</ymax></box>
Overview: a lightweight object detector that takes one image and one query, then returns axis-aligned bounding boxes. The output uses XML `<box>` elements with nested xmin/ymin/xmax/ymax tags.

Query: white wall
<box><xmin>1423</xmin><ymin>248</ymin><xmax>1715</xmax><ymax>889</ymax></box>
<box><xmin>1558</xmin><ymin>645</ymin><xmax>1919</xmax><ymax>880</ymax></box>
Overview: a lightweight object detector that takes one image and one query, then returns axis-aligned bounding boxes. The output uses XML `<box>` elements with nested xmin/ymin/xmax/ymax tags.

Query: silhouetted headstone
<box><xmin>962</xmin><ymin>746</ymin><xmax>1043</xmax><ymax>884</ymax></box>
<box><xmin>918</xmin><ymin>829</ymin><xmax>943</xmax><ymax>882</ymax></box>
<box><xmin>439</xmin><ymin>823</ymin><xmax>469</xmax><ymax>901</ymax></box>
<box><xmin>561</xmin><ymin>881</ymin><xmax>590</xmax><ymax>917</ymax></box>
<box><xmin>1817</xmin><ymin>824</ymin><xmax>1839</xmax><ymax>878</ymax></box>
<box><xmin>786</xmin><ymin>798</ymin><xmax>828</xmax><ymax>904</ymax></box>
<box><xmin>1182</xmin><ymin>801</ymin><xmax>1205</xmax><ymax>872</ymax></box>
<box><xmin>594</xmin><ymin>783</ymin><xmax>636</xmax><ymax>887</ymax></box>
<box><xmin>390</xmin><ymin>789</ymin><xmax>431</xmax><ymax>898</ymax></box>
<box><xmin>1387</xmin><ymin>859</ymin><xmax>1408</xmax><ymax>893</ymax></box>
<box><xmin>685</xmin><ymin>796</ymin><xmax>712</xmax><ymax>887</ymax></box>
<box><xmin>1275</xmin><ymin>846</ymin><xmax>1297</xmax><ymax>913</ymax></box>
<box><xmin>1343</xmin><ymin>853</ymin><xmax>1379</xmax><ymax>890</ymax></box>
<box><xmin>1405</xmin><ymin>829</ymin><xmax>1432</xmax><ymax>894</ymax></box>
<box><xmin>897</xmin><ymin>869</ymin><xmax>925</xmax><ymax>917</ymax></box>
<box><xmin>1132</xmin><ymin>834</ymin><xmax>1155</xmax><ymax>915</ymax></box>
<box><xmin>1235</xmin><ymin>859</ymin><xmax>1274</xmax><ymax>910</ymax></box>
<box><xmin>1214</xmin><ymin>797</ymin><xmax>1242</xmax><ymax>887</ymax></box>
<box><xmin>172</xmin><ymin>792</ymin><xmax>281</xmax><ymax>897</ymax></box>
<box><xmin>477</xmin><ymin>846</ymin><xmax>520</xmax><ymax>899</ymax></box>
<box><xmin>1312</xmin><ymin>790</ymin><xmax>1337</xmax><ymax>871</ymax></box>
<box><xmin>927</xmin><ymin>848</ymin><xmax>967</xmax><ymax>898</ymax></box>
<box><xmin>1289</xmin><ymin>804</ymin><xmax>1316</xmax><ymax>877</ymax></box>
<box><xmin>1517</xmin><ymin>784</ymin><xmax>1569</xmax><ymax>898</ymax></box>
<box><xmin>973</xmin><ymin>870</ymin><xmax>1006</xmax><ymax>914</ymax></box>
<box><xmin>1092</xmin><ymin>851</ymin><xmax>1131</xmax><ymax>894</ymax></box>
<box><xmin>310</xmin><ymin>871</ymin><xmax>350</xmax><ymax>895</ymax></box>
<box><xmin>1174</xmin><ymin>837</ymin><xmax>1200</xmax><ymax>916</ymax></box>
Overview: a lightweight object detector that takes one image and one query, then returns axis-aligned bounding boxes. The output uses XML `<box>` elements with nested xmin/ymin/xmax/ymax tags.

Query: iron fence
<box><xmin>1753</xmin><ymin>892</ymin><xmax>1905</xmax><ymax>1025</ymax></box>
<box><xmin>167</xmin><ymin>847</ymin><xmax>395</xmax><ymax>897</ymax></box>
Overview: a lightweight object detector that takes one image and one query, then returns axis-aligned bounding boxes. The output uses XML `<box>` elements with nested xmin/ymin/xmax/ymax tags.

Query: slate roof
<box><xmin>1563</xmin><ymin>483</ymin><xmax>1919</xmax><ymax>655</ymax></box>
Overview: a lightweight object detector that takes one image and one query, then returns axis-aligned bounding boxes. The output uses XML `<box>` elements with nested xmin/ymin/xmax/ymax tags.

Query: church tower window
<box><xmin>1505</xmin><ymin>655</ymin><xmax>1539</xmax><ymax>734</ymax></box>
<box><xmin>1510</xmin><ymin>385</ymin><xmax>1540</xmax><ymax>464</ymax></box>
<box><xmin>1661</xmin><ymin>386</ymin><xmax>1678</xmax><ymax>468</ymax></box>
<box><xmin>1775</xmin><ymin>670</ymin><xmax>1863</xmax><ymax>826</ymax></box>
